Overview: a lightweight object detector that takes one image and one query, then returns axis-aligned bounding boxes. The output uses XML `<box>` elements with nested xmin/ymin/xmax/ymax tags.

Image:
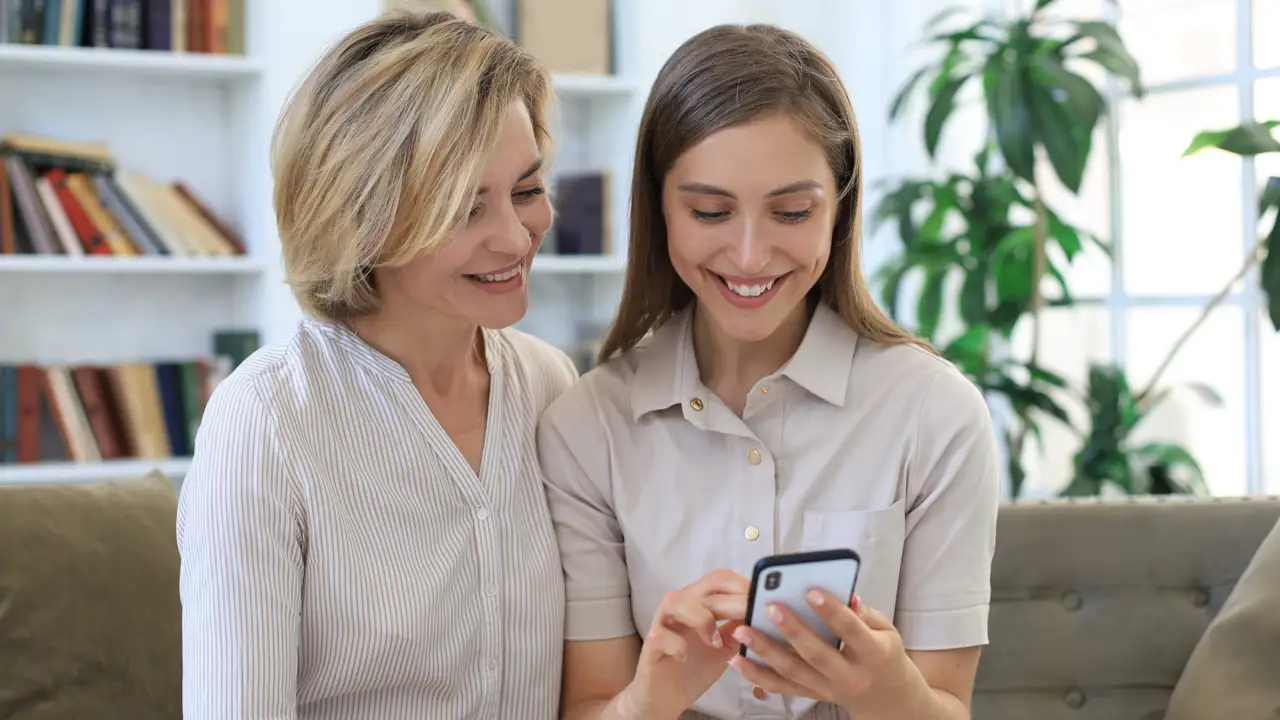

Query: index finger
<box><xmin>689</xmin><ymin>568</ymin><xmax>750</xmax><ymax>597</ymax></box>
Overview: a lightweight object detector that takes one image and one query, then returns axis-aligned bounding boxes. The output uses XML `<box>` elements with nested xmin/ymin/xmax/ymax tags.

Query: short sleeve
<box><xmin>176</xmin><ymin>375</ymin><xmax>305</xmax><ymax>718</ymax></box>
<box><xmin>896</xmin><ymin>366</ymin><xmax>1001</xmax><ymax>651</ymax></box>
<box><xmin>537</xmin><ymin>388</ymin><xmax>636</xmax><ymax>641</ymax></box>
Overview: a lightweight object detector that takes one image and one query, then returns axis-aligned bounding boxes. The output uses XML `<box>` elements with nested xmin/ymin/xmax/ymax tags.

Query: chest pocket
<box><xmin>802</xmin><ymin>500</ymin><xmax>905</xmax><ymax>621</ymax></box>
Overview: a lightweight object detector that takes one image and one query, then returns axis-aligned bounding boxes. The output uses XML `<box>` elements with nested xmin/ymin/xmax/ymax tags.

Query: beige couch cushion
<box><xmin>1165</xmin><ymin>516</ymin><xmax>1280</xmax><ymax>719</ymax></box>
<box><xmin>974</xmin><ymin>496</ymin><xmax>1280</xmax><ymax>720</ymax></box>
<box><xmin>0</xmin><ymin>472</ymin><xmax>181</xmax><ymax>719</ymax></box>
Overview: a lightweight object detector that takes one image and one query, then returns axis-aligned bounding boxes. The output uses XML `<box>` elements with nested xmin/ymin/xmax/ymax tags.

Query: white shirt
<box><xmin>177</xmin><ymin>319</ymin><xmax>576</xmax><ymax>719</ymax></box>
<box><xmin>538</xmin><ymin>303</ymin><xmax>1001</xmax><ymax>719</ymax></box>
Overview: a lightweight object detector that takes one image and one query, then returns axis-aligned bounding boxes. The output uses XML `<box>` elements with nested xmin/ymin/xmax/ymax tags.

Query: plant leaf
<box><xmin>923</xmin><ymin>6</ymin><xmax>969</xmax><ymax>32</ymax></box>
<box><xmin>1047</xmin><ymin>212</ymin><xmax>1084</xmax><ymax>259</ymax></box>
<box><xmin>945</xmin><ymin>324</ymin><xmax>989</xmax><ymax>358</ymax></box>
<box><xmin>959</xmin><ymin>257</ymin><xmax>990</xmax><ymax>325</ymax></box>
<box><xmin>1035</xmin><ymin>54</ymin><xmax>1106</xmax><ymax>129</ymax></box>
<box><xmin>890</xmin><ymin>67</ymin><xmax>930</xmax><ymax>122</ymax></box>
<box><xmin>993</xmin><ymin>226</ymin><xmax>1036</xmax><ymax>302</ymax></box>
<box><xmin>994</xmin><ymin>374</ymin><xmax>1072</xmax><ymax>426</ymax></box>
<box><xmin>1078</xmin><ymin>47</ymin><xmax>1143</xmax><ymax>97</ymax></box>
<box><xmin>1131</xmin><ymin>442</ymin><xmax>1209</xmax><ymax>495</ymax></box>
<box><xmin>1045</xmin><ymin>257</ymin><xmax>1073</xmax><ymax>303</ymax></box>
<box><xmin>1262</xmin><ymin>191</ymin><xmax>1280</xmax><ymax>331</ymax></box>
<box><xmin>925</xmin><ymin>73</ymin><xmax>971</xmax><ymax>159</ymax></box>
<box><xmin>1183</xmin><ymin>121</ymin><xmax>1280</xmax><ymax>158</ymax></box>
<box><xmin>1034</xmin><ymin>0</ymin><xmax>1059</xmax><ymax>12</ymax></box>
<box><xmin>873</xmin><ymin>259</ymin><xmax>910</xmax><ymax>321</ymax></box>
<box><xmin>917</xmin><ymin>265</ymin><xmax>948</xmax><ymax>339</ymax></box>
<box><xmin>1025</xmin><ymin>362</ymin><xmax>1071</xmax><ymax>389</ymax></box>
<box><xmin>1027</xmin><ymin>60</ymin><xmax>1091</xmax><ymax>193</ymax></box>
<box><xmin>1063</xmin><ymin>20</ymin><xmax>1143</xmax><ymax>96</ymax></box>
<box><xmin>1261</xmin><ymin>175</ymin><xmax>1280</xmax><ymax>216</ymax></box>
<box><xmin>984</xmin><ymin>52</ymin><xmax>1037</xmax><ymax>183</ymax></box>
<box><xmin>918</xmin><ymin>182</ymin><xmax>957</xmax><ymax>241</ymax></box>
<box><xmin>1182</xmin><ymin>382</ymin><xmax>1225</xmax><ymax>406</ymax></box>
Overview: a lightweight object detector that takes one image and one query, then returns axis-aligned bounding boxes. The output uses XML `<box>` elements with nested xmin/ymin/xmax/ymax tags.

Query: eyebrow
<box><xmin>675</xmin><ymin>179</ymin><xmax>823</xmax><ymax>198</ymax></box>
<box><xmin>477</xmin><ymin>158</ymin><xmax>543</xmax><ymax>195</ymax></box>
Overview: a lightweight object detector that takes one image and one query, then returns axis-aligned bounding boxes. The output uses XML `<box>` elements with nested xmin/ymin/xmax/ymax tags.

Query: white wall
<box><xmin>246</xmin><ymin>0</ymin><xmax>981</xmax><ymax>349</ymax></box>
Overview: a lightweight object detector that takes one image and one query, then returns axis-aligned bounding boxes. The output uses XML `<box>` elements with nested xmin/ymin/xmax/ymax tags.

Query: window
<box><xmin>1039</xmin><ymin>0</ymin><xmax>1279</xmax><ymax>496</ymax></box>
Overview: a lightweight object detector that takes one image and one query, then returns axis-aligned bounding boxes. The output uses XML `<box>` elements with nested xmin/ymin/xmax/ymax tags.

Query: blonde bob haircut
<box><xmin>271</xmin><ymin>10</ymin><xmax>552</xmax><ymax>321</ymax></box>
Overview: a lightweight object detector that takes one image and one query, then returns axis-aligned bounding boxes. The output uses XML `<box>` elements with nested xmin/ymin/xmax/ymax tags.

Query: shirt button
<box><xmin>486</xmin><ymin>585</ymin><xmax>498</xmax><ymax>597</ymax></box>
<box><xmin>753</xmin><ymin>686</ymin><xmax>768</xmax><ymax>700</ymax></box>
<box><xmin>475</xmin><ymin>507</ymin><xmax>489</xmax><ymax>521</ymax></box>
<box><xmin>744</xmin><ymin>525</ymin><xmax>760</xmax><ymax>541</ymax></box>
<box><xmin>747</xmin><ymin>449</ymin><xmax>761</xmax><ymax>465</ymax></box>
<box><xmin>690</xmin><ymin>397</ymin><xmax>704</xmax><ymax>411</ymax></box>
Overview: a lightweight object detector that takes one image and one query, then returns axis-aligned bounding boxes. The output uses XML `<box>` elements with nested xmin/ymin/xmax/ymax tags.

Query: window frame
<box><xmin>1094</xmin><ymin>0</ymin><xmax>1278</xmax><ymax>494</ymax></box>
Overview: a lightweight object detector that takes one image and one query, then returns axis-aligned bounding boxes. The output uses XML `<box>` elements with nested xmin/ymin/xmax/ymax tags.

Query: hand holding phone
<box><xmin>739</xmin><ymin>548</ymin><xmax>860</xmax><ymax>668</ymax></box>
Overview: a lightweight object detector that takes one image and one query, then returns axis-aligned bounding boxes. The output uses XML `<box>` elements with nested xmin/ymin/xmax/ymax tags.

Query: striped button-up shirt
<box><xmin>177</xmin><ymin>319</ymin><xmax>576</xmax><ymax>719</ymax></box>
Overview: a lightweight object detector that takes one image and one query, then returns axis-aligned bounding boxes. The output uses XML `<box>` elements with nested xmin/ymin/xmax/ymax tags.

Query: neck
<box><xmin>350</xmin><ymin>307</ymin><xmax>483</xmax><ymax>395</ymax></box>
<box><xmin>692</xmin><ymin>299</ymin><xmax>811</xmax><ymax>395</ymax></box>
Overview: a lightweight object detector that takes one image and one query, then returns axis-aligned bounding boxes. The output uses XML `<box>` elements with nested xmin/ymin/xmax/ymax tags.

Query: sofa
<box><xmin>975</xmin><ymin>494</ymin><xmax>1280</xmax><ymax>720</ymax></box>
<box><xmin>0</xmin><ymin>474</ymin><xmax>1277</xmax><ymax>719</ymax></box>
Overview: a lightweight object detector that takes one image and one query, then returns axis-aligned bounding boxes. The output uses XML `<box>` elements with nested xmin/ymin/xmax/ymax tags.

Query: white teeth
<box><xmin>723</xmin><ymin>277</ymin><xmax>776</xmax><ymax>297</ymax></box>
<box><xmin>473</xmin><ymin>266</ymin><xmax>522</xmax><ymax>283</ymax></box>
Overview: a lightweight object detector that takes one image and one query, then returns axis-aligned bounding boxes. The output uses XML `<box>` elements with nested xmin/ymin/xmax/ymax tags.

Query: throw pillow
<box><xmin>1166</xmin><ymin>516</ymin><xmax>1280</xmax><ymax>719</ymax></box>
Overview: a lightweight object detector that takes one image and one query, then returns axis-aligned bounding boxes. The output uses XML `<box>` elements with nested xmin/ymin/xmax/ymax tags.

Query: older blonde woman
<box><xmin>175</xmin><ymin>10</ymin><xmax>575</xmax><ymax>719</ymax></box>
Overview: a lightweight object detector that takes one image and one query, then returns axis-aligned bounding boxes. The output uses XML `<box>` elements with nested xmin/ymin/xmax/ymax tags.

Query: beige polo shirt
<box><xmin>538</xmin><ymin>303</ymin><xmax>1001</xmax><ymax>719</ymax></box>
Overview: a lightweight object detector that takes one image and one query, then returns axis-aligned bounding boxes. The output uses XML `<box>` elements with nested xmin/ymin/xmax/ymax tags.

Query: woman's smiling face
<box><xmin>662</xmin><ymin>112</ymin><xmax>837</xmax><ymax>342</ymax></box>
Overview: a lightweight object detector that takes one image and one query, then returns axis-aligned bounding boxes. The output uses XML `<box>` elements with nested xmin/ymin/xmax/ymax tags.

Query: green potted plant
<box><xmin>876</xmin><ymin>0</ymin><xmax>1151</xmax><ymax>497</ymax></box>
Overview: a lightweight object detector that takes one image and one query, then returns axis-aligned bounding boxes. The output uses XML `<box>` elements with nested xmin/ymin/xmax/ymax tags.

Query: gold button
<box><xmin>760</xmin><ymin>385</ymin><xmax>770</xmax><ymax>394</ymax></box>
<box><xmin>747</xmin><ymin>449</ymin><xmax>761</xmax><ymax>465</ymax></box>
<box><xmin>744</xmin><ymin>525</ymin><xmax>760</xmax><ymax>541</ymax></box>
<box><xmin>753</xmin><ymin>685</ymin><xmax>768</xmax><ymax>700</ymax></box>
<box><xmin>690</xmin><ymin>397</ymin><xmax>704</xmax><ymax>411</ymax></box>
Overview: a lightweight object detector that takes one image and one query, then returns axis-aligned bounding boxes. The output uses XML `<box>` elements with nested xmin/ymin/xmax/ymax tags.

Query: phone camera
<box><xmin>764</xmin><ymin>571</ymin><xmax>781</xmax><ymax>590</ymax></box>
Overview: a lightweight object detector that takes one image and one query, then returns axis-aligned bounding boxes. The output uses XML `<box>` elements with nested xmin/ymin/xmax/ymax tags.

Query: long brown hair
<box><xmin>596</xmin><ymin>23</ymin><xmax>930</xmax><ymax>364</ymax></box>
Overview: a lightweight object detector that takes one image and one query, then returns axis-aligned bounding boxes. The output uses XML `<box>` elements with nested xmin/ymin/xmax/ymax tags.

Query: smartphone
<box><xmin>739</xmin><ymin>548</ymin><xmax>861</xmax><ymax>667</ymax></box>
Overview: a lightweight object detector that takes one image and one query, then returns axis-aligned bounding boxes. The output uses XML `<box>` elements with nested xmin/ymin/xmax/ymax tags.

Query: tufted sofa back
<box><xmin>973</xmin><ymin>495</ymin><xmax>1280</xmax><ymax>720</ymax></box>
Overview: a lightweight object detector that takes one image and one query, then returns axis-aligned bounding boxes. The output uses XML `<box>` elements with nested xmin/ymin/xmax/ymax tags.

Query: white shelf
<box><xmin>0</xmin><ymin>256</ymin><xmax>268</xmax><ymax>275</ymax></box>
<box><xmin>532</xmin><ymin>254</ymin><xmax>626</xmax><ymax>273</ymax></box>
<box><xmin>0</xmin><ymin>457</ymin><xmax>190</xmax><ymax>485</ymax></box>
<box><xmin>0</xmin><ymin>44</ymin><xmax>262</xmax><ymax>80</ymax></box>
<box><xmin>552</xmin><ymin>73</ymin><xmax>636</xmax><ymax>98</ymax></box>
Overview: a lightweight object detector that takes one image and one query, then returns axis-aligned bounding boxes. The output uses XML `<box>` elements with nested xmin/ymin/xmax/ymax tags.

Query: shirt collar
<box><xmin>630</xmin><ymin>308</ymin><xmax>701</xmax><ymax>421</ymax></box>
<box><xmin>629</xmin><ymin>302</ymin><xmax>859</xmax><ymax>420</ymax></box>
<box><xmin>780</xmin><ymin>302</ymin><xmax>859</xmax><ymax>406</ymax></box>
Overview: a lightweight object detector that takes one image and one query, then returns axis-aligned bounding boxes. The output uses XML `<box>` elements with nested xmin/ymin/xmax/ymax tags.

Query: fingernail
<box><xmin>711</xmin><ymin>630</ymin><xmax>723</xmax><ymax>648</ymax></box>
<box><xmin>807</xmin><ymin>590</ymin><xmax>824</xmax><ymax>606</ymax></box>
<box><xmin>767</xmin><ymin>604</ymin><xmax>783</xmax><ymax>622</ymax></box>
<box><xmin>734</xmin><ymin>627</ymin><xmax>751</xmax><ymax>646</ymax></box>
<box><xmin>851</xmin><ymin>594</ymin><xmax>861</xmax><ymax>611</ymax></box>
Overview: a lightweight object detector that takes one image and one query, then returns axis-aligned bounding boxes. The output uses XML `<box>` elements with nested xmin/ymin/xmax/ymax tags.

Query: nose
<box><xmin>727</xmin><ymin>220</ymin><xmax>769</xmax><ymax>276</ymax></box>
<box><xmin>490</xmin><ymin>201</ymin><xmax>533</xmax><ymax>256</ymax></box>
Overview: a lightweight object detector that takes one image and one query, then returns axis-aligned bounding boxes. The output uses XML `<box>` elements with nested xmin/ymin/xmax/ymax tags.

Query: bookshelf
<box><xmin>0</xmin><ymin>0</ymin><xmax>642</xmax><ymax>485</ymax></box>
<box><xmin>0</xmin><ymin>255</ymin><xmax>267</xmax><ymax>274</ymax></box>
<box><xmin>0</xmin><ymin>457</ymin><xmax>191</xmax><ymax>485</ymax></box>
<box><xmin>0</xmin><ymin>42</ymin><xmax>262</xmax><ymax>78</ymax></box>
